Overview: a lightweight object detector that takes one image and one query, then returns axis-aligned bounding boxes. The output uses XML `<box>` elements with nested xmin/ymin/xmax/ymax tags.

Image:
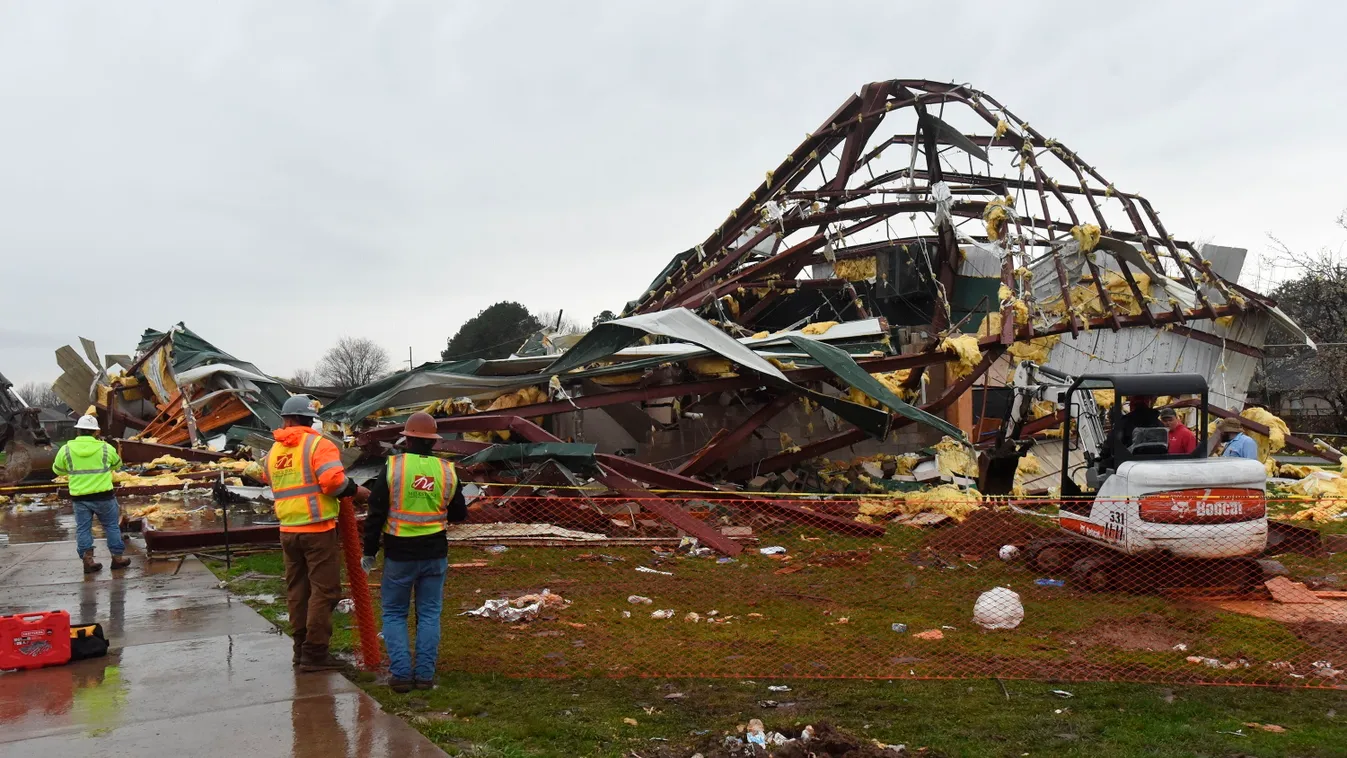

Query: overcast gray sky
<box><xmin>3</xmin><ymin>1</ymin><xmax>1344</xmax><ymax>385</ymax></box>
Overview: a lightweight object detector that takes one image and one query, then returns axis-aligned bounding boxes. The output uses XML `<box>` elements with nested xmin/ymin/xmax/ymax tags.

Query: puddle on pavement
<box><xmin>1</xmin><ymin>494</ymin><xmax>278</xmax><ymax>546</ymax></box>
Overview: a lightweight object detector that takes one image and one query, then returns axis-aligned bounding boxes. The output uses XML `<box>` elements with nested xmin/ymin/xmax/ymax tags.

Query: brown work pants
<box><xmin>281</xmin><ymin>528</ymin><xmax>342</xmax><ymax>659</ymax></box>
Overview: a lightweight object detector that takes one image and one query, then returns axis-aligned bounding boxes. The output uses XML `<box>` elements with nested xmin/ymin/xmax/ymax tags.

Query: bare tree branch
<box><xmin>15</xmin><ymin>381</ymin><xmax>63</xmax><ymax>409</ymax></box>
<box><xmin>315</xmin><ymin>337</ymin><xmax>391</xmax><ymax>390</ymax></box>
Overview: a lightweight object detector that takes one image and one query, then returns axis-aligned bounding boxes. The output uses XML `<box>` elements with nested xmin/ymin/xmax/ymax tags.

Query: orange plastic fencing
<box><xmin>425</xmin><ymin>491</ymin><xmax>1347</xmax><ymax>687</ymax></box>
<box><xmin>338</xmin><ymin>496</ymin><xmax>381</xmax><ymax>670</ymax></box>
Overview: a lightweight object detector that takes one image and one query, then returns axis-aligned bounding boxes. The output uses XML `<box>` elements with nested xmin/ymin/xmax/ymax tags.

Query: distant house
<box><xmin>1252</xmin><ymin>356</ymin><xmax>1339</xmax><ymax>435</ymax></box>
<box><xmin>37</xmin><ymin>406</ymin><xmax>75</xmax><ymax>443</ymax></box>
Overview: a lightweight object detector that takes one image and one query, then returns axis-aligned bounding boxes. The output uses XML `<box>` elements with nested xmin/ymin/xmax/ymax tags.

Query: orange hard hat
<box><xmin>403</xmin><ymin>412</ymin><xmax>441</xmax><ymax>440</ymax></box>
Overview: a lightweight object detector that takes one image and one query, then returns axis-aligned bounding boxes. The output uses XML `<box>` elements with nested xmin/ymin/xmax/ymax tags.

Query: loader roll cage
<box><xmin>1060</xmin><ymin>373</ymin><xmax>1209</xmax><ymax>499</ymax></box>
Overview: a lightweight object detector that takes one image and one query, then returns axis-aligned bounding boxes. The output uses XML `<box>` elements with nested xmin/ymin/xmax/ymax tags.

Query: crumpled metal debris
<box><xmin>461</xmin><ymin>589</ymin><xmax>566</xmax><ymax>623</ymax></box>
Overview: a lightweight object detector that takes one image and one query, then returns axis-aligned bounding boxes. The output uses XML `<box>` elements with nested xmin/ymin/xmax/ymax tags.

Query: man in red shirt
<box><xmin>1160</xmin><ymin>408</ymin><xmax>1197</xmax><ymax>455</ymax></box>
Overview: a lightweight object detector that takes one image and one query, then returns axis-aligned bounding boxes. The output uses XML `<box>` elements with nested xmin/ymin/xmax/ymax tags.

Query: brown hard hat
<box><xmin>1219</xmin><ymin>417</ymin><xmax>1244</xmax><ymax>433</ymax></box>
<box><xmin>403</xmin><ymin>412</ymin><xmax>441</xmax><ymax>440</ymax></box>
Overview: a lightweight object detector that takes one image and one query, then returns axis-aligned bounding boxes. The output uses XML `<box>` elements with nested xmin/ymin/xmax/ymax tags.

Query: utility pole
<box><xmin>407</xmin><ymin>347</ymin><xmax>413</xmax><ymax>372</ymax></box>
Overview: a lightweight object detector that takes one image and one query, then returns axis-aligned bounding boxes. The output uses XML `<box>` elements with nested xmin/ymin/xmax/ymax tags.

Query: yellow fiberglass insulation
<box><xmin>148</xmin><ymin>455</ymin><xmax>188</xmax><ymax>468</ymax></box>
<box><xmin>939</xmin><ymin>334</ymin><xmax>982</xmax><ymax>380</ymax></box>
<box><xmin>1239</xmin><ymin>407</ymin><xmax>1289</xmax><ymax>461</ymax></box>
<box><xmin>1030</xmin><ymin>399</ymin><xmax>1057</xmax><ymax>420</ymax></box>
<box><xmin>751</xmin><ymin>331</ymin><xmax>770</xmax><ymax>340</ymax></box>
<box><xmin>1016</xmin><ymin>453</ymin><xmax>1044</xmax><ymax>477</ymax></box>
<box><xmin>846</xmin><ymin>369</ymin><xmax>919</xmax><ymax>407</ymax></box>
<box><xmin>893</xmin><ymin>453</ymin><xmax>920</xmax><ymax>476</ymax></box>
<box><xmin>1070</xmin><ymin>223</ymin><xmax>1102</xmax><ymax>253</ymax></box>
<box><xmin>590</xmin><ymin>372</ymin><xmax>645</xmax><ymax>387</ymax></box>
<box><xmin>484</xmin><ymin>385</ymin><xmax>549</xmax><ymax>413</ymax></box>
<box><xmin>934</xmin><ymin>436</ymin><xmax>977</xmax><ymax>479</ymax></box>
<box><xmin>767</xmin><ymin>357</ymin><xmax>799</xmax><ymax>371</ymax></box>
<box><xmin>801</xmin><ymin>321</ymin><xmax>839</xmax><ymax>336</ymax></box>
<box><xmin>1008</xmin><ymin>334</ymin><xmax>1060</xmax><ymax>366</ymax></box>
<box><xmin>856</xmin><ymin>497</ymin><xmax>902</xmax><ymax>524</ymax></box>
<box><xmin>983</xmin><ymin>197</ymin><xmax>1013</xmax><ymax>241</ymax></box>
<box><xmin>719</xmin><ymin>295</ymin><xmax>740</xmax><ymax>319</ymax></box>
<box><xmin>833</xmin><ymin>256</ymin><xmax>878</xmax><ymax>282</ymax></box>
<box><xmin>1093</xmin><ymin>389</ymin><xmax>1115</xmax><ymax>410</ymax></box>
<box><xmin>688</xmin><ymin>358</ymin><xmax>738</xmax><ymax>378</ymax></box>
<box><xmin>901</xmin><ymin>485</ymin><xmax>982</xmax><ymax>521</ymax></box>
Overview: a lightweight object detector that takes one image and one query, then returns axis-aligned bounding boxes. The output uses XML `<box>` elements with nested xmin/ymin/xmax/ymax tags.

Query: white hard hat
<box><xmin>74</xmin><ymin>415</ymin><xmax>101</xmax><ymax>431</ymax></box>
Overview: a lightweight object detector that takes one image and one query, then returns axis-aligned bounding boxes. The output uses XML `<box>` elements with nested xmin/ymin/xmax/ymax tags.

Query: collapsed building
<box><xmin>11</xmin><ymin>79</ymin><xmax>1335</xmax><ymax>555</ymax></box>
<box><xmin>336</xmin><ymin>80</ymin><xmax>1315</xmax><ymax>478</ymax></box>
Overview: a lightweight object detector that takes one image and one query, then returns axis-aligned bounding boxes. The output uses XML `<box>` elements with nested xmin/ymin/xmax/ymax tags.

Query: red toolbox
<box><xmin>0</xmin><ymin>610</ymin><xmax>72</xmax><ymax>671</ymax></box>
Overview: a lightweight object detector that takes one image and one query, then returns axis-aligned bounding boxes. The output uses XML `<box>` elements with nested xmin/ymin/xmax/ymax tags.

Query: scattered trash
<box><xmin>1187</xmin><ymin>656</ymin><xmax>1222</xmax><ymax>668</ymax></box>
<box><xmin>621</xmin><ymin>611</ymin><xmax>632</xmax><ymax>618</ymax></box>
<box><xmin>623</xmin><ymin>717</ymin><xmax>638</xmax><ymax>726</ymax></box>
<box><xmin>913</xmin><ymin>629</ymin><xmax>945</xmax><ymax>641</ymax></box>
<box><xmin>684</xmin><ymin>612</ymin><xmax>702</xmax><ymax>623</ymax></box>
<box><xmin>800</xmin><ymin>725</ymin><xmax>815</xmax><ymax>742</ymax></box>
<box><xmin>716</xmin><ymin>557</ymin><xmax>737</xmax><ymax>564</ymax></box>
<box><xmin>759</xmin><ymin>546</ymin><xmax>787</xmax><ymax>556</ymax></box>
<box><xmin>636</xmin><ymin>566</ymin><xmax>674</xmax><ymax>576</ymax></box>
<box><xmin>746</xmin><ymin>718</ymin><xmax>767</xmax><ymax>745</ymax></box>
<box><xmin>999</xmin><ymin>545</ymin><xmax>1020</xmax><ymax>561</ymax></box>
<box><xmin>706</xmin><ymin>610</ymin><xmax>719</xmax><ymax>617</ymax></box>
<box><xmin>335</xmin><ymin>599</ymin><xmax>354</xmax><ymax>614</ymax></box>
<box><xmin>462</xmin><ymin>589</ymin><xmax>567</xmax><ymax>623</ymax></box>
<box><xmin>1243</xmin><ymin>722</ymin><xmax>1287</xmax><ymax>733</ymax></box>
<box><xmin>1173</xmin><ymin>643</ymin><xmax>1189</xmax><ymax>652</ymax></box>
<box><xmin>767</xmin><ymin>732</ymin><xmax>789</xmax><ymax>746</ymax></box>
<box><xmin>485</xmin><ymin>545</ymin><xmax>509</xmax><ymax>554</ymax></box>
<box><xmin>651</xmin><ymin>609</ymin><xmax>675</xmax><ymax>620</ymax></box>
<box><xmin>973</xmin><ymin>587</ymin><xmax>1024</xmax><ymax>630</ymax></box>
<box><xmin>891</xmin><ymin>623</ymin><xmax>908</xmax><ymax>634</ymax></box>
<box><xmin>767</xmin><ymin>685</ymin><xmax>791</xmax><ymax>692</ymax></box>
<box><xmin>1216</xmin><ymin>729</ymin><xmax>1248</xmax><ymax>737</ymax></box>
<box><xmin>1052</xmin><ymin>690</ymin><xmax>1074</xmax><ymax>698</ymax></box>
<box><xmin>627</xmin><ymin>595</ymin><xmax>654</xmax><ymax>605</ymax></box>
<box><xmin>756</xmin><ymin>700</ymin><xmax>779</xmax><ymax>709</ymax></box>
<box><xmin>1034</xmin><ymin>578</ymin><xmax>1066</xmax><ymax>588</ymax></box>
<box><xmin>664</xmin><ymin>692</ymin><xmax>685</xmax><ymax>700</ymax></box>
<box><xmin>1312</xmin><ymin>660</ymin><xmax>1343</xmax><ymax>678</ymax></box>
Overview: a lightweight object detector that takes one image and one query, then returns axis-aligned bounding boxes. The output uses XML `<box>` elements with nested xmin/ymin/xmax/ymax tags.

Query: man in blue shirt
<box><xmin>1218</xmin><ymin>417</ymin><xmax>1259</xmax><ymax>459</ymax></box>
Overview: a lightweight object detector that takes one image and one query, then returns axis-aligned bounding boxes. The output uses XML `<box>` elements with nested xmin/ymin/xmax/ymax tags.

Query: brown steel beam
<box><xmin>676</xmin><ymin>393</ymin><xmax>796</xmax><ymax>477</ymax></box>
<box><xmin>596</xmin><ymin>452</ymin><xmax>884</xmax><ymax>538</ymax></box>
<box><xmin>1168</xmin><ymin>324</ymin><xmax>1264</xmax><ymax>359</ymax></box>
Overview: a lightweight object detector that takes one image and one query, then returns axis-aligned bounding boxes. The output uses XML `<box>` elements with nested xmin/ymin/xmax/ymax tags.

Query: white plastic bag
<box><xmin>973</xmin><ymin>586</ymin><xmax>1024</xmax><ymax>630</ymax></box>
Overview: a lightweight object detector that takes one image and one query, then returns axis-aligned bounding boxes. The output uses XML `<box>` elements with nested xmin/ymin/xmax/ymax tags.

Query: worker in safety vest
<box><xmin>264</xmin><ymin>395</ymin><xmax>369</xmax><ymax>672</ymax></box>
<box><xmin>51</xmin><ymin>415</ymin><xmax>130</xmax><ymax>574</ymax></box>
<box><xmin>361</xmin><ymin>411</ymin><xmax>466</xmax><ymax>692</ymax></box>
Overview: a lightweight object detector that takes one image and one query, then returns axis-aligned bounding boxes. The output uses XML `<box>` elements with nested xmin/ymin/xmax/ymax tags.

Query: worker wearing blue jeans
<box><xmin>361</xmin><ymin>413</ymin><xmax>466</xmax><ymax>692</ymax></box>
<box><xmin>379</xmin><ymin>559</ymin><xmax>448</xmax><ymax>684</ymax></box>
<box><xmin>52</xmin><ymin>416</ymin><xmax>130</xmax><ymax>573</ymax></box>
<box><xmin>75</xmin><ymin>496</ymin><xmax>126</xmax><ymax>562</ymax></box>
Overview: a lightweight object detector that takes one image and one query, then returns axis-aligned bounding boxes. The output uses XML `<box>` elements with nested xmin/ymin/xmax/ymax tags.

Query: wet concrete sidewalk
<box><xmin>0</xmin><ymin>537</ymin><xmax>447</xmax><ymax>758</ymax></box>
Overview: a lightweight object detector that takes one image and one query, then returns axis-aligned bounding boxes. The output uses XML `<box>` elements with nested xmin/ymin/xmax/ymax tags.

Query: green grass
<box><xmin>203</xmin><ymin>532</ymin><xmax>1347</xmax><ymax>757</ymax></box>
<box><xmin>353</xmin><ymin>672</ymin><xmax>1347</xmax><ymax>757</ymax></box>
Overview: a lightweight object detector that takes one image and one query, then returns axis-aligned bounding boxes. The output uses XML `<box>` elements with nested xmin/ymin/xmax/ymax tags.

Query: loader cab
<box><xmin>1060</xmin><ymin>373</ymin><xmax>1209</xmax><ymax>501</ymax></box>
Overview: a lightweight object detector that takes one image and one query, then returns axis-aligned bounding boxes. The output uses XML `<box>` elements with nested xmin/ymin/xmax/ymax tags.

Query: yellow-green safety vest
<box><xmin>385</xmin><ymin>453</ymin><xmax>457</xmax><ymax>537</ymax></box>
<box><xmin>267</xmin><ymin>434</ymin><xmax>341</xmax><ymax>527</ymax></box>
<box><xmin>55</xmin><ymin>437</ymin><xmax>121</xmax><ymax>497</ymax></box>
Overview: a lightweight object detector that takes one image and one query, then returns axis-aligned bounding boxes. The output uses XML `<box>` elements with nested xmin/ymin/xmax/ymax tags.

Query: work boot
<box><xmin>109</xmin><ymin>554</ymin><xmax>131</xmax><ymax>570</ymax></box>
<box><xmin>390</xmin><ymin>678</ymin><xmax>414</xmax><ymax>694</ymax></box>
<box><xmin>300</xmin><ymin>650</ymin><xmax>346</xmax><ymax>673</ymax></box>
<box><xmin>292</xmin><ymin>634</ymin><xmax>306</xmax><ymax>667</ymax></box>
<box><xmin>414</xmin><ymin>678</ymin><xmax>435</xmax><ymax>691</ymax></box>
<box><xmin>82</xmin><ymin>550</ymin><xmax>103</xmax><ymax>574</ymax></box>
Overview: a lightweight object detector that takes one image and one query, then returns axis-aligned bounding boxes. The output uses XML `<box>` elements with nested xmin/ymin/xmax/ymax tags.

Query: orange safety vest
<box><xmin>267</xmin><ymin>433</ymin><xmax>342</xmax><ymax>528</ymax></box>
<box><xmin>384</xmin><ymin>453</ymin><xmax>457</xmax><ymax>537</ymax></box>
